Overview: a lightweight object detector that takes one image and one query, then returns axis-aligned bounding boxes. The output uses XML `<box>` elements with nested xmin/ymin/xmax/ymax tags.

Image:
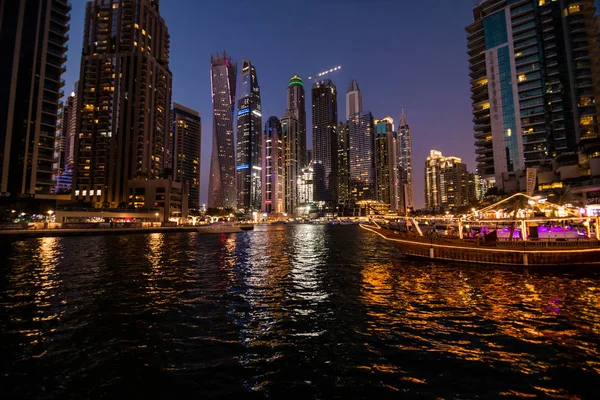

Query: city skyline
<box><xmin>61</xmin><ymin>0</ymin><xmax>481</xmax><ymax>209</ymax></box>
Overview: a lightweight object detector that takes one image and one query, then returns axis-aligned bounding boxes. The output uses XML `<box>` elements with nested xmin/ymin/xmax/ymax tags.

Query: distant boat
<box><xmin>196</xmin><ymin>222</ymin><xmax>252</xmax><ymax>234</ymax></box>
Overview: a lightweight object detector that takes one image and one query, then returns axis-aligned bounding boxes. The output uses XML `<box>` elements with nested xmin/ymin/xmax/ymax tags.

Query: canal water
<box><xmin>1</xmin><ymin>225</ymin><xmax>599</xmax><ymax>399</ymax></box>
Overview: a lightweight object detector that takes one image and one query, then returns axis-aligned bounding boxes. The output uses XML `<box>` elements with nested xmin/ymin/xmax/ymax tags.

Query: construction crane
<box><xmin>307</xmin><ymin>65</ymin><xmax>342</xmax><ymax>81</ymax></box>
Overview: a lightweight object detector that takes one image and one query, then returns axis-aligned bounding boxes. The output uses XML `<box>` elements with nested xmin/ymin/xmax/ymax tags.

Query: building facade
<box><xmin>0</xmin><ymin>0</ymin><xmax>70</xmax><ymax>199</ymax></box>
<box><xmin>467</xmin><ymin>0</ymin><xmax>600</xmax><ymax>192</ymax></box>
<box><xmin>298</xmin><ymin>162</ymin><xmax>314</xmax><ymax>206</ymax></box>
<box><xmin>375</xmin><ymin>117</ymin><xmax>400</xmax><ymax>210</ymax></box>
<box><xmin>346</xmin><ymin>79</ymin><xmax>363</xmax><ymax>121</ymax></box>
<box><xmin>280</xmin><ymin>114</ymin><xmax>299</xmax><ymax>213</ymax></box>
<box><xmin>287</xmin><ymin>74</ymin><xmax>307</xmax><ymax>166</ymax></box>
<box><xmin>172</xmin><ymin>103</ymin><xmax>201</xmax><ymax>210</ymax></box>
<box><xmin>349</xmin><ymin>112</ymin><xmax>376</xmax><ymax>202</ymax></box>
<box><xmin>398</xmin><ymin>109</ymin><xmax>414</xmax><ymax>212</ymax></box>
<box><xmin>236</xmin><ymin>59</ymin><xmax>262</xmax><ymax>212</ymax></box>
<box><xmin>425</xmin><ymin>150</ymin><xmax>476</xmax><ymax>210</ymax></box>
<box><xmin>337</xmin><ymin>122</ymin><xmax>351</xmax><ymax>208</ymax></box>
<box><xmin>312</xmin><ymin>79</ymin><xmax>338</xmax><ymax>203</ymax></box>
<box><xmin>54</xmin><ymin>84</ymin><xmax>78</xmax><ymax>194</ymax></box>
<box><xmin>208</xmin><ymin>51</ymin><xmax>237</xmax><ymax>209</ymax></box>
<box><xmin>74</xmin><ymin>0</ymin><xmax>172</xmax><ymax>208</ymax></box>
<box><xmin>262</xmin><ymin>116</ymin><xmax>285</xmax><ymax>214</ymax></box>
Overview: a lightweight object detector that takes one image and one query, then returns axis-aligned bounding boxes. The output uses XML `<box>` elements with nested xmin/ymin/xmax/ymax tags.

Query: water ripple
<box><xmin>1</xmin><ymin>225</ymin><xmax>599</xmax><ymax>398</ymax></box>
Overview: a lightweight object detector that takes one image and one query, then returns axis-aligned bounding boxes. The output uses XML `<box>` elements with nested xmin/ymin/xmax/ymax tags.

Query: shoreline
<box><xmin>0</xmin><ymin>226</ymin><xmax>201</xmax><ymax>239</ymax></box>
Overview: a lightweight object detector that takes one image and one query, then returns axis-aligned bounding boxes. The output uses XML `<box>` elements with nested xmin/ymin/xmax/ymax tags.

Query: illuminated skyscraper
<box><xmin>74</xmin><ymin>0</ymin><xmax>172</xmax><ymax>208</ymax></box>
<box><xmin>348</xmin><ymin>112</ymin><xmax>376</xmax><ymax>202</ymax></box>
<box><xmin>398</xmin><ymin>109</ymin><xmax>414</xmax><ymax>212</ymax></box>
<box><xmin>0</xmin><ymin>0</ymin><xmax>70</xmax><ymax>198</ymax></box>
<box><xmin>172</xmin><ymin>103</ymin><xmax>201</xmax><ymax>210</ymax></box>
<box><xmin>375</xmin><ymin>117</ymin><xmax>400</xmax><ymax>210</ymax></box>
<box><xmin>287</xmin><ymin>74</ymin><xmax>307</xmax><ymax>166</ymax></box>
<box><xmin>262</xmin><ymin>117</ymin><xmax>285</xmax><ymax>213</ymax></box>
<box><xmin>208</xmin><ymin>51</ymin><xmax>237</xmax><ymax>209</ymax></box>
<box><xmin>337</xmin><ymin>122</ymin><xmax>351</xmax><ymax>208</ymax></box>
<box><xmin>467</xmin><ymin>0</ymin><xmax>600</xmax><ymax>192</ymax></box>
<box><xmin>54</xmin><ymin>83</ymin><xmax>78</xmax><ymax>194</ymax></box>
<box><xmin>425</xmin><ymin>150</ymin><xmax>476</xmax><ymax>210</ymax></box>
<box><xmin>236</xmin><ymin>59</ymin><xmax>262</xmax><ymax>212</ymax></box>
<box><xmin>346</xmin><ymin>79</ymin><xmax>363</xmax><ymax>121</ymax></box>
<box><xmin>312</xmin><ymin>79</ymin><xmax>338</xmax><ymax>202</ymax></box>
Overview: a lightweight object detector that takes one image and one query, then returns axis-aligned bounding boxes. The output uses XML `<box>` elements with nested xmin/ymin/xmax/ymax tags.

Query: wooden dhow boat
<box><xmin>361</xmin><ymin>193</ymin><xmax>600</xmax><ymax>267</ymax></box>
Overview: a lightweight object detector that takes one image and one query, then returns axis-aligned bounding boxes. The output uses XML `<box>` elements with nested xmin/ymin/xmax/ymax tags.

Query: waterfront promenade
<box><xmin>0</xmin><ymin>225</ymin><xmax>200</xmax><ymax>239</ymax></box>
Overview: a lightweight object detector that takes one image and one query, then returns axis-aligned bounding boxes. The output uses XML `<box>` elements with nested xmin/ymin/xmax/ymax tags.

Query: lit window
<box><xmin>83</xmin><ymin>190</ymin><xmax>87</xmax><ymax>196</ymax></box>
<box><xmin>96</xmin><ymin>190</ymin><xmax>102</xmax><ymax>196</ymax></box>
<box><xmin>580</xmin><ymin>115</ymin><xmax>594</xmax><ymax>126</ymax></box>
<box><xmin>518</xmin><ymin>74</ymin><xmax>527</xmax><ymax>82</ymax></box>
<box><xmin>112</xmin><ymin>3</ymin><xmax>118</xmax><ymax>8</ymax></box>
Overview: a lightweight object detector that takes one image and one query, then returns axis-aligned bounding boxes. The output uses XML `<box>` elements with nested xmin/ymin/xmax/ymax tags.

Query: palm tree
<box><xmin>548</xmin><ymin>187</ymin><xmax>577</xmax><ymax>206</ymax></box>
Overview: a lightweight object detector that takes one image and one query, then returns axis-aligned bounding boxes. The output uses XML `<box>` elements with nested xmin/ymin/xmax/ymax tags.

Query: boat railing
<box><xmin>496</xmin><ymin>239</ymin><xmax>600</xmax><ymax>248</ymax></box>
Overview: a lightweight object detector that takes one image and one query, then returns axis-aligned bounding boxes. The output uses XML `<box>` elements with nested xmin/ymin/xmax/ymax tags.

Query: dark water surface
<box><xmin>1</xmin><ymin>225</ymin><xmax>599</xmax><ymax>399</ymax></box>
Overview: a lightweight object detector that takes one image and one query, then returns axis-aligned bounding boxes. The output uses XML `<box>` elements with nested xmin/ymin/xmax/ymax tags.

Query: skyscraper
<box><xmin>425</xmin><ymin>150</ymin><xmax>476</xmax><ymax>210</ymax></box>
<box><xmin>280</xmin><ymin>114</ymin><xmax>300</xmax><ymax>213</ymax></box>
<box><xmin>208</xmin><ymin>52</ymin><xmax>237</xmax><ymax>209</ymax></box>
<box><xmin>398</xmin><ymin>109</ymin><xmax>414</xmax><ymax>212</ymax></box>
<box><xmin>348</xmin><ymin>112</ymin><xmax>376</xmax><ymax>202</ymax></box>
<box><xmin>0</xmin><ymin>0</ymin><xmax>70</xmax><ymax>198</ymax></box>
<box><xmin>467</xmin><ymin>0</ymin><xmax>600</xmax><ymax>192</ymax></box>
<box><xmin>287</xmin><ymin>74</ymin><xmax>307</xmax><ymax>166</ymax></box>
<box><xmin>236</xmin><ymin>59</ymin><xmax>262</xmax><ymax>212</ymax></box>
<box><xmin>375</xmin><ymin>117</ymin><xmax>400</xmax><ymax>210</ymax></box>
<box><xmin>263</xmin><ymin>117</ymin><xmax>285</xmax><ymax>214</ymax></box>
<box><xmin>172</xmin><ymin>103</ymin><xmax>201</xmax><ymax>210</ymax></box>
<box><xmin>312</xmin><ymin>79</ymin><xmax>338</xmax><ymax>203</ymax></box>
<box><xmin>337</xmin><ymin>122</ymin><xmax>351</xmax><ymax>208</ymax></box>
<box><xmin>346</xmin><ymin>79</ymin><xmax>363</xmax><ymax>121</ymax></box>
<box><xmin>74</xmin><ymin>0</ymin><xmax>172</xmax><ymax>208</ymax></box>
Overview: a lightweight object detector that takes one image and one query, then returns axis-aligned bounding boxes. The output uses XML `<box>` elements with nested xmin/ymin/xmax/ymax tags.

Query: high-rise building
<box><xmin>0</xmin><ymin>0</ymin><xmax>70</xmax><ymax>199</ymax></box>
<box><xmin>337</xmin><ymin>122</ymin><xmax>351</xmax><ymax>208</ymax></box>
<box><xmin>425</xmin><ymin>150</ymin><xmax>476</xmax><ymax>210</ymax></box>
<box><xmin>312</xmin><ymin>79</ymin><xmax>338</xmax><ymax>203</ymax></box>
<box><xmin>172</xmin><ymin>103</ymin><xmax>201</xmax><ymax>210</ymax></box>
<box><xmin>346</xmin><ymin>79</ymin><xmax>363</xmax><ymax>121</ymax></box>
<box><xmin>286</xmin><ymin>74</ymin><xmax>307</xmax><ymax>166</ymax></box>
<box><xmin>74</xmin><ymin>0</ymin><xmax>172</xmax><ymax>208</ymax></box>
<box><xmin>375</xmin><ymin>117</ymin><xmax>400</xmax><ymax>210</ymax></box>
<box><xmin>398</xmin><ymin>109</ymin><xmax>414</xmax><ymax>212</ymax></box>
<box><xmin>280</xmin><ymin>114</ymin><xmax>299</xmax><ymax>213</ymax></box>
<box><xmin>54</xmin><ymin>84</ymin><xmax>79</xmax><ymax>194</ymax></box>
<box><xmin>467</xmin><ymin>0</ymin><xmax>600</xmax><ymax>192</ymax></box>
<box><xmin>263</xmin><ymin>116</ymin><xmax>285</xmax><ymax>214</ymax></box>
<box><xmin>349</xmin><ymin>112</ymin><xmax>376</xmax><ymax>202</ymax></box>
<box><xmin>236</xmin><ymin>59</ymin><xmax>262</xmax><ymax>212</ymax></box>
<box><xmin>208</xmin><ymin>52</ymin><xmax>237</xmax><ymax>209</ymax></box>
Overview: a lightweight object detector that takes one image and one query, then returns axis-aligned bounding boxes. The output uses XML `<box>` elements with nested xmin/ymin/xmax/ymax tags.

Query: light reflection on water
<box><xmin>1</xmin><ymin>225</ymin><xmax>599</xmax><ymax>398</ymax></box>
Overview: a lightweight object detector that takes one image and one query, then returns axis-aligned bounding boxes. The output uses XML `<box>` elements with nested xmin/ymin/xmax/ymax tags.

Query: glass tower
<box><xmin>398</xmin><ymin>109</ymin><xmax>414</xmax><ymax>212</ymax></box>
<box><xmin>236</xmin><ymin>59</ymin><xmax>262</xmax><ymax>212</ymax></box>
<box><xmin>262</xmin><ymin>116</ymin><xmax>285</xmax><ymax>214</ymax></box>
<box><xmin>172</xmin><ymin>103</ymin><xmax>201</xmax><ymax>210</ymax></box>
<box><xmin>208</xmin><ymin>51</ymin><xmax>237</xmax><ymax>209</ymax></box>
<box><xmin>312</xmin><ymin>79</ymin><xmax>338</xmax><ymax>203</ymax></box>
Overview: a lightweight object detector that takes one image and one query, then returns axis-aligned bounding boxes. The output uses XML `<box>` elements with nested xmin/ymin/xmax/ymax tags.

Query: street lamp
<box><xmin>47</xmin><ymin>210</ymin><xmax>54</xmax><ymax>223</ymax></box>
<box><xmin>155</xmin><ymin>212</ymin><xmax>159</xmax><ymax>223</ymax></box>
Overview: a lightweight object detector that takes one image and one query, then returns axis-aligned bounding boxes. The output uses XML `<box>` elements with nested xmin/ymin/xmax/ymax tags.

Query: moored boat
<box><xmin>196</xmin><ymin>222</ymin><xmax>250</xmax><ymax>234</ymax></box>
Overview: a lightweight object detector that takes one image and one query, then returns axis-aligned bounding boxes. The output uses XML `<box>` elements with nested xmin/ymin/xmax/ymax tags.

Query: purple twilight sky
<box><xmin>63</xmin><ymin>0</ymin><xmax>481</xmax><ymax>209</ymax></box>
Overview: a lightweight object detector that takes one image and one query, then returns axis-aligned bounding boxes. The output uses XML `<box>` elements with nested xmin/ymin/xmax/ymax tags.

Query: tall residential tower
<box><xmin>312</xmin><ymin>79</ymin><xmax>338</xmax><ymax>203</ymax></box>
<box><xmin>262</xmin><ymin>116</ymin><xmax>285</xmax><ymax>213</ymax></box>
<box><xmin>236</xmin><ymin>59</ymin><xmax>262</xmax><ymax>212</ymax></box>
<box><xmin>398</xmin><ymin>109</ymin><xmax>414</xmax><ymax>212</ymax></box>
<box><xmin>0</xmin><ymin>0</ymin><xmax>70</xmax><ymax>198</ymax></box>
<box><xmin>74</xmin><ymin>0</ymin><xmax>172</xmax><ymax>208</ymax></box>
<box><xmin>172</xmin><ymin>103</ymin><xmax>201</xmax><ymax>210</ymax></box>
<box><xmin>208</xmin><ymin>52</ymin><xmax>237</xmax><ymax>209</ymax></box>
<box><xmin>467</xmin><ymin>0</ymin><xmax>600</xmax><ymax>192</ymax></box>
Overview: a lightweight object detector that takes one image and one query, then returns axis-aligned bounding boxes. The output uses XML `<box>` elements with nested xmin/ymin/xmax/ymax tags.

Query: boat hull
<box><xmin>361</xmin><ymin>224</ymin><xmax>600</xmax><ymax>267</ymax></box>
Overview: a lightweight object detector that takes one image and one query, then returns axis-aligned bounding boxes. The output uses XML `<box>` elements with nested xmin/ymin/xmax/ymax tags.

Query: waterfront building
<box><xmin>337</xmin><ymin>122</ymin><xmax>351</xmax><ymax>209</ymax></box>
<box><xmin>398</xmin><ymin>109</ymin><xmax>414</xmax><ymax>212</ymax></box>
<box><xmin>467</xmin><ymin>0</ymin><xmax>600</xmax><ymax>193</ymax></box>
<box><xmin>74</xmin><ymin>0</ymin><xmax>172</xmax><ymax>208</ymax></box>
<box><xmin>0</xmin><ymin>0</ymin><xmax>70</xmax><ymax>199</ymax></box>
<box><xmin>425</xmin><ymin>150</ymin><xmax>476</xmax><ymax>210</ymax></box>
<box><xmin>312</xmin><ymin>79</ymin><xmax>338</xmax><ymax>203</ymax></box>
<box><xmin>263</xmin><ymin>117</ymin><xmax>285</xmax><ymax>214</ymax></box>
<box><xmin>349</xmin><ymin>112</ymin><xmax>376</xmax><ymax>203</ymax></box>
<box><xmin>236</xmin><ymin>59</ymin><xmax>262</xmax><ymax>212</ymax></box>
<box><xmin>375</xmin><ymin>117</ymin><xmax>400</xmax><ymax>211</ymax></box>
<box><xmin>172</xmin><ymin>103</ymin><xmax>201</xmax><ymax>210</ymax></box>
<box><xmin>208</xmin><ymin>52</ymin><xmax>237</xmax><ymax>209</ymax></box>
<box><xmin>128</xmin><ymin>178</ymin><xmax>188</xmax><ymax>221</ymax></box>
<box><xmin>280</xmin><ymin>114</ymin><xmax>299</xmax><ymax>213</ymax></box>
